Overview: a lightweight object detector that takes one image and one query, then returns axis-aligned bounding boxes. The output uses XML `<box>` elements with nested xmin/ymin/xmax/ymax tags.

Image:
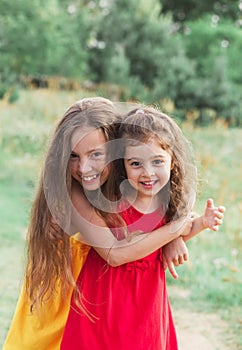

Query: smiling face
<box><xmin>124</xmin><ymin>137</ymin><xmax>172</xmax><ymax>205</ymax></box>
<box><xmin>70</xmin><ymin>127</ymin><xmax>109</xmax><ymax>191</ymax></box>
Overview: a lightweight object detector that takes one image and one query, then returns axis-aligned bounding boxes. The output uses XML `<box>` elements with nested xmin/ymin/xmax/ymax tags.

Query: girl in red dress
<box><xmin>61</xmin><ymin>106</ymin><xmax>225</xmax><ymax>350</ymax></box>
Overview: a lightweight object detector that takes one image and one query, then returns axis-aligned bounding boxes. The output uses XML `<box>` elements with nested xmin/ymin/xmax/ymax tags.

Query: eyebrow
<box><xmin>88</xmin><ymin>146</ymin><xmax>105</xmax><ymax>152</ymax></box>
<box><xmin>127</xmin><ymin>155</ymin><xmax>166</xmax><ymax>161</ymax></box>
<box><xmin>72</xmin><ymin>146</ymin><xmax>105</xmax><ymax>153</ymax></box>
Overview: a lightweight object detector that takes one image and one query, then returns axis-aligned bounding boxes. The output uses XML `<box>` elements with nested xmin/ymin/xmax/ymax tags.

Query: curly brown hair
<box><xmin>115</xmin><ymin>106</ymin><xmax>197</xmax><ymax>223</ymax></box>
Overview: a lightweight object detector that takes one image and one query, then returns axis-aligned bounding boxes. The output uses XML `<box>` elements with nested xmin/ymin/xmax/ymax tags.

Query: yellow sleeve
<box><xmin>3</xmin><ymin>236</ymin><xmax>90</xmax><ymax>350</ymax></box>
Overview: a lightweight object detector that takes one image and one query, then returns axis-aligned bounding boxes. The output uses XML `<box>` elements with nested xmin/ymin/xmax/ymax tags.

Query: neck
<box><xmin>126</xmin><ymin>192</ymin><xmax>160</xmax><ymax>214</ymax></box>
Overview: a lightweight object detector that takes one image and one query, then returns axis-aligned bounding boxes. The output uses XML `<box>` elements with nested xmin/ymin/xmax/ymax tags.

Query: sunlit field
<box><xmin>0</xmin><ymin>90</ymin><xmax>241</xmax><ymax>348</ymax></box>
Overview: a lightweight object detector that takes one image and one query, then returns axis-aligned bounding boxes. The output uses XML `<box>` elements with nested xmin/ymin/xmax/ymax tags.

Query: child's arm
<box><xmin>94</xmin><ymin>217</ymin><xmax>192</xmax><ymax>267</ymax></box>
<box><xmin>183</xmin><ymin>198</ymin><xmax>225</xmax><ymax>242</ymax></box>
<box><xmin>163</xmin><ymin>198</ymin><xmax>225</xmax><ymax>279</ymax></box>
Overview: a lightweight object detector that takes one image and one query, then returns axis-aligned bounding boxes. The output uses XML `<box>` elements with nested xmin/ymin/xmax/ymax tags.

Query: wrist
<box><xmin>200</xmin><ymin>215</ymin><xmax>207</xmax><ymax>230</ymax></box>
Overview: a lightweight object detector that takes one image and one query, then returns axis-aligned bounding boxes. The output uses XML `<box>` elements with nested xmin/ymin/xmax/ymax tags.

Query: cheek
<box><xmin>69</xmin><ymin>163</ymin><xmax>76</xmax><ymax>176</ymax></box>
<box><xmin>163</xmin><ymin>166</ymin><xmax>171</xmax><ymax>179</ymax></box>
<box><xmin>158</xmin><ymin>165</ymin><xmax>171</xmax><ymax>182</ymax></box>
<box><xmin>100</xmin><ymin>165</ymin><xmax>110</xmax><ymax>183</ymax></box>
<box><xmin>95</xmin><ymin>158</ymin><xmax>107</xmax><ymax>170</ymax></box>
<box><xmin>125</xmin><ymin>167</ymin><xmax>135</xmax><ymax>181</ymax></box>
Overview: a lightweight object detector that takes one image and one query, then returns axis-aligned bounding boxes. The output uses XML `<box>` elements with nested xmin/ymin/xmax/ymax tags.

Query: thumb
<box><xmin>206</xmin><ymin>198</ymin><xmax>214</xmax><ymax>209</ymax></box>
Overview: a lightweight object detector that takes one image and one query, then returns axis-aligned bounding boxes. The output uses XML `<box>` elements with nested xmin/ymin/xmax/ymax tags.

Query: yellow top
<box><xmin>3</xmin><ymin>236</ymin><xmax>90</xmax><ymax>350</ymax></box>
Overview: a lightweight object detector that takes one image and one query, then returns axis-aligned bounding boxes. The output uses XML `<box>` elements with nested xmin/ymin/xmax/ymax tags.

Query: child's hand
<box><xmin>202</xmin><ymin>198</ymin><xmax>226</xmax><ymax>231</ymax></box>
<box><xmin>163</xmin><ymin>237</ymin><xmax>189</xmax><ymax>279</ymax></box>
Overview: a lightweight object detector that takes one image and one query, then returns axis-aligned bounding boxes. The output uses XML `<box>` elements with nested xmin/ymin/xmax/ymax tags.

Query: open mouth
<box><xmin>82</xmin><ymin>174</ymin><xmax>99</xmax><ymax>182</ymax></box>
<box><xmin>140</xmin><ymin>180</ymin><xmax>158</xmax><ymax>188</ymax></box>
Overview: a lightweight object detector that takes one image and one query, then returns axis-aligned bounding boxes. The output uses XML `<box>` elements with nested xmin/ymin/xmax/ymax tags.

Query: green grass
<box><xmin>0</xmin><ymin>90</ymin><xmax>241</xmax><ymax>348</ymax></box>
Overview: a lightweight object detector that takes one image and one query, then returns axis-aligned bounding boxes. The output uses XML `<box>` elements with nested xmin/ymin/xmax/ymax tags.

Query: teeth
<box><xmin>142</xmin><ymin>181</ymin><xmax>153</xmax><ymax>185</ymax></box>
<box><xmin>82</xmin><ymin>174</ymin><xmax>98</xmax><ymax>181</ymax></box>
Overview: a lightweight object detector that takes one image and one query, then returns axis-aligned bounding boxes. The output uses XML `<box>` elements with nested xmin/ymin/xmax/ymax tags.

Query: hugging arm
<box><xmin>71</xmin><ymin>186</ymin><xmax>192</xmax><ymax>266</ymax></box>
<box><xmin>163</xmin><ymin>198</ymin><xmax>226</xmax><ymax>278</ymax></box>
<box><xmin>94</xmin><ymin>218</ymin><xmax>192</xmax><ymax>267</ymax></box>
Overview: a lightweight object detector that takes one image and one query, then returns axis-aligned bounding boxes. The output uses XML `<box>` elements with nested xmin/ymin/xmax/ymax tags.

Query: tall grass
<box><xmin>0</xmin><ymin>90</ymin><xmax>241</xmax><ymax>348</ymax></box>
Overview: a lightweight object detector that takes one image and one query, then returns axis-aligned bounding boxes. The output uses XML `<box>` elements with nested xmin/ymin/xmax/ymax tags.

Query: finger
<box><xmin>218</xmin><ymin>206</ymin><xmax>226</xmax><ymax>213</ymax></box>
<box><xmin>183</xmin><ymin>252</ymin><xmax>189</xmax><ymax>261</ymax></box>
<box><xmin>206</xmin><ymin>198</ymin><xmax>214</xmax><ymax>208</ymax></box>
<box><xmin>173</xmin><ymin>257</ymin><xmax>180</xmax><ymax>266</ymax></box>
<box><xmin>207</xmin><ymin>216</ymin><xmax>223</xmax><ymax>231</ymax></box>
<box><xmin>178</xmin><ymin>255</ymin><xmax>184</xmax><ymax>265</ymax></box>
<box><xmin>215</xmin><ymin>218</ymin><xmax>223</xmax><ymax>226</ymax></box>
<box><xmin>167</xmin><ymin>261</ymin><xmax>179</xmax><ymax>279</ymax></box>
<box><xmin>215</xmin><ymin>211</ymin><xmax>224</xmax><ymax>219</ymax></box>
<box><xmin>212</xmin><ymin>220</ymin><xmax>223</xmax><ymax>230</ymax></box>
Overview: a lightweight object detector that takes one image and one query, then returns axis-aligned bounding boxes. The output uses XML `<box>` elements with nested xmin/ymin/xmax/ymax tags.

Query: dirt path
<box><xmin>169</xmin><ymin>286</ymin><xmax>235</xmax><ymax>350</ymax></box>
<box><xmin>174</xmin><ymin>309</ymin><xmax>229</xmax><ymax>350</ymax></box>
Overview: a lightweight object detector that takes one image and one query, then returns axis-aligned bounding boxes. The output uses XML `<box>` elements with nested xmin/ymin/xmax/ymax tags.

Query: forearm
<box><xmin>94</xmin><ymin>222</ymin><xmax>182</xmax><ymax>266</ymax></box>
<box><xmin>72</xmin><ymin>187</ymin><xmax>187</xmax><ymax>265</ymax></box>
<box><xmin>183</xmin><ymin>216</ymin><xmax>205</xmax><ymax>242</ymax></box>
<box><xmin>72</xmin><ymin>203</ymin><xmax>183</xmax><ymax>251</ymax></box>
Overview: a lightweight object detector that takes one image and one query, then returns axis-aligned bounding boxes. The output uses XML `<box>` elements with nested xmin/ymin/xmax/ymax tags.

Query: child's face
<box><xmin>124</xmin><ymin>138</ymin><xmax>172</xmax><ymax>199</ymax></box>
<box><xmin>70</xmin><ymin>127</ymin><xmax>109</xmax><ymax>191</ymax></box>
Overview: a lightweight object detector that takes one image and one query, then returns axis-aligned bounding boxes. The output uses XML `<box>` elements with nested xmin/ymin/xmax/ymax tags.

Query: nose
<box><xmin>78</xmin><ymin>158</ymin><xmax>92</xmax><ymax>174</ymax></box>
<box><xmin>142</xmin><ymin>165</ymin><xmax>155</xmax><ymax>177</ymax></box>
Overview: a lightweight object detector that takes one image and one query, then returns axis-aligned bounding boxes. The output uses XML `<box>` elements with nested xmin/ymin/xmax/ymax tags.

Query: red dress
<box><xmin>61</xmin><ymin>204</ymin><xmax>178</xmax><ymax>350</ymax></box>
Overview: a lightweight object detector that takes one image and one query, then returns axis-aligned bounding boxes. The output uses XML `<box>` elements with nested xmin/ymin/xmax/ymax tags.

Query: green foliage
<box><xmin>182</xmin><ymin>16</ymin><xmax>242</xmax><ymax>82</ymax></box>
<box><xmin>0</xmin><ymin>0</ymin><xmax>241</xmax><ymax>125</ymax></box>
<box><xmin>0</xmin><ymin>0</ymin><xmax>89</xmax><ymax>98</ymax></box>
<box><xmin>179</xmin><ymin>16</ymin><xmax>242</xmax><ymax>125</ymax></box>
<box><xmin>87</xmin><ymin>0</ymin><xmax>186</xmax><ymax>89</ymax></box>
<box><xmin>105</xmin><ymin>46</ymin><xmax>130</xmax><ymax>85</ymax></box>
<box><xmin>160</xmin><ymin>0</ymin><xmax>241</xmax><ymax>23</ymax></box>
<box><xmin>0</xmin><ymin>0</ymin><xmax>48</xmax><ymax>75</ymax></box>
<box><xmin>152</xmin><ymin>52</ymin><xmax>196</xmax><ymax>102</ymax></box>
<box><xmin>42</xmin><ymin>5</ymin><xmax>89</xmax><ymax>78</ymax></box>
<box><xmin>8</xmin><ymin>87</ymin><xmax>20</xmax><ymax>104</ymax></box>
<box><xmin>84</xmin><ymin>1</ymin><xmax>242</xmax><ymax>125</ymax></box>
<box><xmin>0</xmin><ymin>84</ymin><xmax>8</xmax><ymax>99</ymax></box>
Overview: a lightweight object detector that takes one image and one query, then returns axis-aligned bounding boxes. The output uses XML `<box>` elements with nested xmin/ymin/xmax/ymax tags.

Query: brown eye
<box><xmin>130</xmin><ymin>161</ymin><xmax>141</xmax><ymax>167</ymax></box>
<box><xmin>70</xmin><ymin>152</ymin><xmax>78</xmax><ymax>159</ymax></box>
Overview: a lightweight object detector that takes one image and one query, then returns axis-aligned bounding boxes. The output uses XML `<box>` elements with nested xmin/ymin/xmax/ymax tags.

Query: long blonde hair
<box><xmin>26</xmin><ymin>97</ymin><xmax>120</xmax><ymax>311</ymax></box>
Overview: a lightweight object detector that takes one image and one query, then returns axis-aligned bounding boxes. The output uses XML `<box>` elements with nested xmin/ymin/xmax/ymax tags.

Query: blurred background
<box><xmin>0</xmin><ymin>0</ymin><xmax>241</xmax><ymax>348</ymax></box>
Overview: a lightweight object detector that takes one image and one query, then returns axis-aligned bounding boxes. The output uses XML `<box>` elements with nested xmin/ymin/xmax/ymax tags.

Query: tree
<box><xmin>182</xmin><ymin>16</ymin><xmax>242</xmax><ymax>84</ymax></box>
<box><xmin>160</xmin><ymin>0</ymin><xmax>241</xmax><ymax>24</ymax></box>
<box><xmin>0</xmin><ymin>0</ymin><xmax>89</xmax><ymax>93</ymax></box>
<box><xmin>86</xmin><ymin>0</ymin><xmax>192</xmax><ymax>90</ymax></box>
